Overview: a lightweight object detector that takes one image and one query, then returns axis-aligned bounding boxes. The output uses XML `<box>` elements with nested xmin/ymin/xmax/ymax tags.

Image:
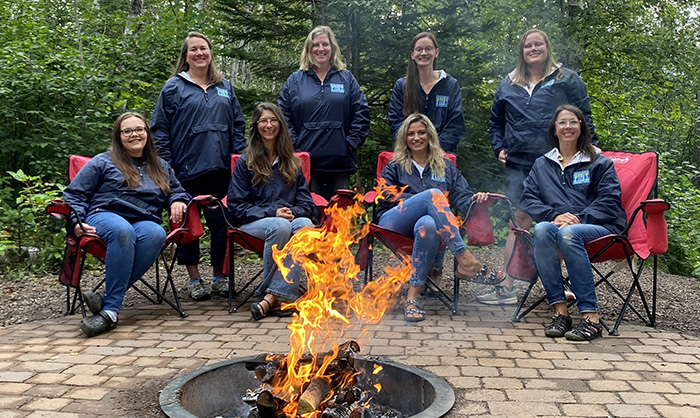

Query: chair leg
<box><xmin>511</xmin><ymin>280</ymin><xmax>544</xmax><ymax>322</ymax></box>
<box><xmin>231</xmin><ymin>269</ymin><xmax>264</xmax><ymax>313</ymax></box>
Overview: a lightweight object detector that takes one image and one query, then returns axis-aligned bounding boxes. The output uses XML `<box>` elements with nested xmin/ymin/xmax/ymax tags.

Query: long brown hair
<box><xmin>299</xmin><ymin>26</ymin><xmax>346</xmax><ymax>71</ymax></box>
<box><xmin>403</xmin><ymin>32</ymin><xmax>438</xmax><ymax>116</ymax></box>
<box><xmin>547</xmin><ymin>104</ymin><xmax>597</xmax><ymax>162</ymax></box>
<box><xmin>510</xmin><ymin>29</ymin><xmax>562</xmax><ymax>86</ymax></box>
<box><xmin>246</xmin><ymin>103</ymin><xmax>300</xmax><ymax>187</ymax></box>
<box><xmin>110</xmin><ymin>112</ymin><xmax>171</xmax><ymax>194</ymax></box>
<box><xmin>393</xmin><ymin>113</ymin><xmax>446</xmax><ymax>179</ymax></box>
<box><xmin>172</xmin><ymin>32</ymin><xmax>224</xmax><ymax>86</ymax></box>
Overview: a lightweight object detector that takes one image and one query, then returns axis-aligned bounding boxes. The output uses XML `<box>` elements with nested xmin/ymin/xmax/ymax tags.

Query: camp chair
<box><xmin>46</xmin><ymin>154</ymin><xmax>195</xmax><ymax>318</ymax></box>
<box><xmin>221</xmin><ymin>152</ymin><xmax>326</xmax><ymax>313</ymax></box>
<box><xmin>510</xmin><ymin>150</ymin><xmax>670</xmax><ymax>336</ymax></box>
<box><xmin>361</xmin><ymin>151</ymin><xmax>512</xmax><ymax>314</ymax></box>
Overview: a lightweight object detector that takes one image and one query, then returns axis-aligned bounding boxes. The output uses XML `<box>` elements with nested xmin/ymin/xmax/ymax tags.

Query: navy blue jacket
<box><xmin>63</xmin><ymin>152</ymin><xmax>190</xmax><ymax>234</ymax></box>
<box><xmin>489</xmin><ymin>67</ymin><xmax>597</xmax><ymax>169</ymax></box>
<box><xmin>151</xmin><ymin>73</ymin><xmax>246</xmax><ymax>182</ymax></box>
<box><xmin>376</xmin><ymin>158</ymin><xmax>474</xmax><ymax>221</ymax></box>
<box><xmin>521</xmin><ymin>151</ymin><xmax>626</xmax><ymax>234</ymax></box>
<box><xmin>278</xmin><ymin>67</ymin><xmax>370</xmax><ymax>172</ymax></box>
<box><xmin>388</xmin><ymin>72</ymin><xmax>465</xmax><ymax>153</ymax></box>
<box><xmin>227</xmin><ymin>154</ymin><xmax>315</xmax><ymax>226</ymax></box>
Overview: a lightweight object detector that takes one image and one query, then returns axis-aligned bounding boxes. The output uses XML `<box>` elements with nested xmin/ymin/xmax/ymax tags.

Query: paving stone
<box><xmin>560</xmin><ymin>403</ymin><xmax>610</xmax><ymax>417</ymax></box>
<box><xmin>0</xmin><ymin>410</ymin><xmax>29</xmax><ymax>417</ymax></box>
<box><xmin>463</xmin><ymin>389</ymin><xmax>507</xmax><ymax>401</ymax></box>
<box><xmin>664</xmin><ymin>394</ymin><xmax>700</xmax><ymax>406</ymax></box>
<box><xmin>64</xmin><ymin>387</ymin><xmax>110</xmax><ymax>400</ymax></box>
<box><xmin>0</xmin><ymin>396</ymin><xmax>29</xmax><ymax>409</ymax></box>
<box><xmin>25</xmin><ymin>373</ymin><xmax>69</xmax><ymax>385</ymax></box>
<box><xmin>619</xmin><ymin>392</ymin><xmax>669</xmax><ymax>404</ymax></box>
<box><xmin>482</xmin><ymin>377</ymin><xmax>523</xmax><ymax>389</ymax></box>
<box><xmin>674</xmin><ymin>382</ymin><xmax>700</xmax><ymax>393</ymax></box>
<box><xmin>62</xmin><ymin>375</ymin><xmax>109</xmax><ymax>386</ymax></box>
<box><xmin>20</xmin><ymin>398</ymin><xmax>73</xmax><ymax>411</ymax></box>
<box><xmin>588</xmin><ymin>379</ymin><xmax>633</xmax><ymax>391</ymax></box>
<box><xmin>487</xmin><ymin>401</ymin><xmax>561</xmax><ymax>416</ymax></box>
<box><xmin>0</xmin><ymin>371</ymin><xmax>35</xmax><ymax>382</ymax></box>
<box><xmin>629</xmin><ymin>381</ymin><xmax>681</xmax><ymax>393</ymax></box>
<box><xmin>23</xmin><ymin>385</ymin><xmax>71</xmax><ymax>397</ymax></box>
<box><xmin>654</xmin><ymin>405</ymin><xmax>700</xmax><ymax>418</ymax></box>
<box><xmin>0</xmin><ymin>383</ymin><xmax>33</xmax><ymax>395</ymax></box>
<box><xmin>606</xmin><ymin>403</ymin><xmax>659</xmax><ymax>417</ymax></box>
<box><xmin>506</xmin><ymin>388</ymin><xmax>575</xmax><ymax>403</ymax></box>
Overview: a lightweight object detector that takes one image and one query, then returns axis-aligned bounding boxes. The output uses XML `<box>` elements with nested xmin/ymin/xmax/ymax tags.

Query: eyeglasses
<box><xmin>258</xmin><ymin>118</ymin><xmax>279</xmax><ymax>126</ymax></box>
<box><xmin>557</xmin><ymin>119</ymin><xmax>581</xmax><ymax>127</ymax></box>
<box><xmin>121</xmin><ymin>127</ymin><xmax>147</xmax><ymax>136</ymax></box>
<box><xmin>413</xmin><ymin>46</ymin><xmax>435</xmax><ymax>54</ymax></box>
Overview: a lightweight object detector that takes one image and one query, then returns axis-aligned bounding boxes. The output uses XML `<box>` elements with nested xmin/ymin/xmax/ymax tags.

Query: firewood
<box><xmin>256</xmin><ymin>390</ymin><xmax>287</xmax><ymax>418</ymax></box>
<box><xmin>245</xmin><ymin>353</ymin><xmax>286</xmax><ymax>370</ymax></box>
<box><xmin>296</xmin><ymin>376</ymin><xmax>332</xmax><ymax>415</ymax></box>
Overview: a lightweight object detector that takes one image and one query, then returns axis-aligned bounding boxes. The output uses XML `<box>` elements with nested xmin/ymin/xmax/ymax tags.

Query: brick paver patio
<box><xmin>1</xmin><ymin>297</ymin><xmax>700</xmax><ymax>417</ymax></box>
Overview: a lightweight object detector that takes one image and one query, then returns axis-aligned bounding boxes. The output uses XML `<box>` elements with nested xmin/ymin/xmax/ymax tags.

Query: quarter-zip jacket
<box><xmin>151</xmin><ymin>73</ymin><xmax>246</xmax><ymax>181</ymax></box>
<box><xmin>388</xmin><ymin>71</ymin><xmax>465</xmax><ymax>153</ymax></box>
<box><xmin>226</xmin><ymin>154</ymin><xmax>315</xmax><ymax>226</ymax></box>
<box><xmin>520</xmin><ymin>149</ymin><xmax>626</xmax><ymax>234</ymax></box>
<box><xmin>63</xmin><ymin>152</ymin><xmax>190</xmax><ymax>234</ymax></box>
<box><xmin>278</xmin><ymin>67</ymin><xmax>370</xmax><ymax>172</ymax></box>
<box><xmin>376</xmin><ymin>158</ymin><xmax>474</xmax><ymax>221</ymax></box>
<box><xmin>489</xmin><ymin>67</ymin><xmax>597</xmax><ymax>169</ymax></box>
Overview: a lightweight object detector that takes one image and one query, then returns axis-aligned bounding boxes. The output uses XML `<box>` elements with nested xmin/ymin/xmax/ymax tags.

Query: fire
<box><xmin>266</xmin><ymin>188</ymin><xmax>412</xmax><ymax>417</ymax></box>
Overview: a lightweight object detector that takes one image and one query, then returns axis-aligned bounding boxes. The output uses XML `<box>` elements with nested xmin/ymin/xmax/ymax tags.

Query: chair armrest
<box><xmin>641</xmin><ymin>199</ymin><xmax>671</xmax><ymax>255</ymax></box>
<box><xmin>46</xmin><ymin>199</ymin><xmax>69</xmax><ymax>219</ymax></box>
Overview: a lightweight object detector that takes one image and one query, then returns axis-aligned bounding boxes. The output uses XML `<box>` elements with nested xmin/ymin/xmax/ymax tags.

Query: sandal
<box><xmin>404</xmin><ymin>300</ymin><xmax>425</xmax><ymax>323</ymax></box>
<box><xmin>565</xmin><ymin>317</ymin><xmax>603</xmax><ymax>341</ymax></box>
<box><xmin>544</xmin><ymin>313</ymin><xmax>572</xmax><ymax>338</ymax></box>
<box><xmin>456</xmin><ymin>265</ymin><xmax>504</xmax><ymax>286</ymax></box>
<box><xmin>251</xmin><ymin>299</ymin><xmax>271</xmax><ymax>321</ymax></box>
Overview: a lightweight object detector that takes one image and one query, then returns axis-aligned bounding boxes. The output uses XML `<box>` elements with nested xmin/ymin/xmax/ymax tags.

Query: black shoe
<box><xmin>83</xmin><ymin>290</ymin><xmax>104</xmax><ymax>315</ymax></box>
<box><xmin>544</xmin><ymin>313</ymin><xmax>572</xmax><ymax>338</ymax></box>
<box><xmin>80</xmin><ymin>311</ymin><xmax>118</xmax><ymax>337</ymax></box>
<box><xmin>565</xmin><ymin>317</ymin><xmax>603</xmax><ymax>341</ymax></box>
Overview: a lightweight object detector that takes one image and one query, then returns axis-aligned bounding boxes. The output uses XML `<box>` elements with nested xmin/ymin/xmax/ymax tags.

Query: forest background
<box><xmin>1</xmin><ymin>0</ymin><xmax>699</xmax><ymax>281</ymax></box>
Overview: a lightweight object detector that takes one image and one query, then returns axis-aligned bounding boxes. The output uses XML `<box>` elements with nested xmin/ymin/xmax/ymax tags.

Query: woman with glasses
<box><xmin>227</xmin><ymin>103</ymin><xmax>314</xmax><ymax>320</ymax></box>
<box><xmin>376</xmin><ymin>113</ymin><xmax>500</xmax><ymax>323</ymax></box>
<box><xmin>388</xmin><ymin>32</ymin><xmax>465</xmax><ymax>154</ymax></box>
<box><xmin>63</xmin><ymin>113</ymin><xmax>190</xmax><ymax>337</ymax></box>
<box><xmin>478</xmin><ymin>29</ymin><xmax>598</xmax><ymax>306</ymax></box>
<box><xmin>278</xmin><ymin>26</ymin><xmax>370</xmax><ymax>200</ymax></box>
<box><xmin>522</xmin><ymin>104</ymin><xmax>624</xmax><ymax>341</ymax></box>
<box><xmin>151</xmin><ymin>32</ymin><xmax>246</xmax><ymax>302</ymax></box>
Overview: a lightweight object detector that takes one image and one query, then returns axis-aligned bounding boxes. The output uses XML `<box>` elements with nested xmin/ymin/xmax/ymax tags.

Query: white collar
<box><xmin>545</xmin><ymin>146</ymin><xmax>600</xmax><ymax>170</ymax></box>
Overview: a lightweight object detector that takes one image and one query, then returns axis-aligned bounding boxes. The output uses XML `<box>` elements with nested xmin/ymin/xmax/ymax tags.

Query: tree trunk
<box><xmin>125</xmin><ymin>0</ymin><xmax>144</xmax><ymax>35</ymax></box>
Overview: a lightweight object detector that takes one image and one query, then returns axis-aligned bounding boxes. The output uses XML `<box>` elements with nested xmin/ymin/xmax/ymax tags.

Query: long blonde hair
<box><xmin>393</xmin><ymin>113</ymin><xmax>446</xmax><ymax>179</ymax></box>
<box><xmin>299</xmin><ymin>26</ymin><xmax>346</xmax><ymax>71</ymax></box>
<box><xmin>246</xmin><ymin>103</ymin><xmax>300</xmax><ymax>187</ymax></box>
<box><xmin>510</xmin><ymin>29</ymin><xmax>561</xmax><ymax>86</ymax></box>
<box><xmin>172</xmin><ymin>32</ymin><xmax>224</xmax><ymax>86</ymax></box>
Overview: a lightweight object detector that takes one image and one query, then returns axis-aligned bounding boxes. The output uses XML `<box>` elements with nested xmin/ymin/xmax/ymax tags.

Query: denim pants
<box><xmin>239</xmin><ymin>217</ymin><xmax>314</xmax><ymax>300</ymax></box>
<box><xmin>378</xmin><ymin>189</ymin><xmax>467</xmax><ymax>287</ymax></box>
<box><xmin>533</xmin><ymin>222</ymin><xmax>611</xmax><ymax>313</ymax></box>
<box><xmin>85</xmin><ymin>212</ymin><xmax>166</xmax><ymax>313</ymax></box>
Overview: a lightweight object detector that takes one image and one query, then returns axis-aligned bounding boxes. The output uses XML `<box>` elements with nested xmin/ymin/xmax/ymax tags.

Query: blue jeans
<box><xmin>239</xmin><ymin>217</ymin><xmax>314</xmax><ymax>300</ymax></box>
<box><xmin>86</xmin><ymin>212</ymin><xmax>166</xmax><ymax>313</ymax></box>
<box><xmin>378</xmin><ymin>189</ymin><xmax>467</xmax><ymax>286</ymax></box>
<box><xmin>533</xmin><ymin>222</ymin><xmax>611</xmax><ymax>313</ymax></box>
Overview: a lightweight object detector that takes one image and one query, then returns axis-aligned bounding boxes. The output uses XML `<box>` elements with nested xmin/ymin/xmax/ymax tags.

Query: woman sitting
<box><xmin>522</xmin><ymin>104</ymin><xmax>626</xmax><ymax>341</ymax></box>
<box><xmin>376</xmin><ymin>113</ymin><xmax>501</xmax><ymax>322</ymax></box>
<box><xmin>63</xmin><ymin>112</ymin><xmax>189</xmax><ymax>337</ymax></box>
<box><xmin>227</xmin><ymin>102</ymin><xmax>315</xmax><ymax>320</ymax></box>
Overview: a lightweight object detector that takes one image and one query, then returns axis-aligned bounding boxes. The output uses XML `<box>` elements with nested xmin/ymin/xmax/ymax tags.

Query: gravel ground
<box><xmin>1</xmin><ymin>246</ymin><xmax>698</xmax><ymax>337</ymax></box>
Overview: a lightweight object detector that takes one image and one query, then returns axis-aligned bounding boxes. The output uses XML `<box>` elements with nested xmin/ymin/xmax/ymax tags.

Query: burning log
<box><xmin>297</xmin><ymin>376</ymin><xmax>332</xmax><ymax>415</ymax></box>
<box><xmin>256</xmin><ymin>390</ymin><xmax>287</xmax><ymax>418</ymax></box>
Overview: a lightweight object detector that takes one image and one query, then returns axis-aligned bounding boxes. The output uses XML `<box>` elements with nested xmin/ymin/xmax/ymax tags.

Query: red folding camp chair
<box><xmin>221</xmin><ymin>152</ymin><xmax>325</xmax><ymax>313</ymax></box>
<box><xmin>361</xmin><ymin>151</ymin><xmax>512</xmax><ymax>314</ymax></box>
<box><xmin>46</xmin><ymin>155</ymin><xmax>198</xmax><ymax>318</ymax></box>
<box><xmin>510</xmin><ymin>150</ymin><xmax>670</xmax><ymax>335</ymax></box>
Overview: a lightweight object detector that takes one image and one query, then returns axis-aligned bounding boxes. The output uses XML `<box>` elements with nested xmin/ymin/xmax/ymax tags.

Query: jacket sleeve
<box><xmin>345</xmin><ymin>73</ymin><xmax>370</xmax><ymax>150</ymax></box>
<box><xmin>151</xmin><ymin>82</ymin><xmax>177</xmax><ymax>164</ymax></box>
<box><xmin>229</xmin><ymin>85</ymin><xmax>247</xmax><ymax>154</ymax></box>
<box><xmin>62</xmin><ymin>158</ymin><xmax>105</xmax><ymax>234</ymax></box>
<box><xmin>488</xmin><ymin>81</ymin><xmax>507</xmax><ymax>158</ymax></box>
<box><xmin>387</xmin><ymin>79</ymin><xmax>405</xmax><ymax>142</ymax></box>
<box><xmin>278</xmin><ymin>75</ymin><xmax>298</xmax><ymax>144</ymax></box>
<box><xmin>226</xmin><ymin>160</ymin><xmax>274</xmax><ymax>225</ymax></box>
<box><xmin>576</xmin><ymin>158</ymin><xmax>623</xmax><ymax>227</ymax></box>
<box><xmin>520</xmin><ymin>163</ymin><xmax>558</xmax><ymax>223</ymax></box>
<box><xmin>438</xmin><ymin>81</ymin><xmax>465</xmax><ymax>153</ymax></box>
<box><xmin>165</xmin><ymin>162</ymin><xmax>191</xmax><ymax>206</ymax></box>
<box><xmin>446</xmin><ymin>164</ymin><xmax>474</xmax><ymax>215</ymax></box>
<box><xmin>290</xmin><ymin>170</ymin><xmax>315</xmax><ymax>219</ymax></box>
<box><xmin>567</xmin><ymin>71</ymin><xmax>598</xmax><ymax>145</ymax></box>
<box><xmin>377</xmin><ymin>162</ymin><xmax>414</xmax><ymax>214</ymax></box>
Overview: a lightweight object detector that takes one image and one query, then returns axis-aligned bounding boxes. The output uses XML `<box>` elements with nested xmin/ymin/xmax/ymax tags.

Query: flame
<box><xmin>372</xmin><ymin>365</ymin><xmax>383</xmax><ymax>375</ymax></box>
<box><xmin>374</xmin><ymin>383</ymin><xmax>382</xmax><ymax>392</ymax></box>
<box><xmin>265</xmin><ymin>188</ymin><xmax>410</xmax><ymax>416</ymax></box>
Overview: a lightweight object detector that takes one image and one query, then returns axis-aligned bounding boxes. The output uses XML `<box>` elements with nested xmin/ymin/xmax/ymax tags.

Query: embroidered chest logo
<box><xmin>330</xmin><ymin>83</ymin><xmax>345</xmax><ymax>93</ymax></box>
<box><xmin>430</xmin><ymin>173</ymin><xmax>446</xmax><ymax>182</ymax></box>
<box><xmin>572</xmin><ymin>169</ymin><xmax>590</xmax><ymax>185</ymax></box>
<box><xmin>216</xmin><ymin>87</ymin><xmax>230</xmax><ymax>98</ymax></box>
<box><xmin>435</xmin><ymin>95</ymin><xmax>449</xmax><ymax>108</ymax></box>
<box><xmin>541</xmin><ymin>79</ymin><xmax>555</xmax><ymax>88</ymax></box>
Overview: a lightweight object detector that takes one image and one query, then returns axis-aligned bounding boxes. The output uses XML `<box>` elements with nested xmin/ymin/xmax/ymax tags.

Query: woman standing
<box><xmin>227</xmin><ymin>103</ymin><xmax>314</xmax><ymax>320</ymax></box>
<box><xmin>388</xmin><ymin>32</ymin><xmax>465</xmax><ymax>153</ymax></box>
<box><xmin>151</xmin><ymin>32</ymin><xmax>246</xmax><ymax>301</ymax></box>
<box><xmin>278</xmin><ymin>26</ymin><xmax>370</xmax><ymax>200</ymax></box>
<box><xmin>478</xmin><ymin>29</ymin><xmax>597</xmax><ymax>305</ymax></box>
<box><xmin>522</xmin><ymin>105</ymin><xmax>625</xmax><ymax>341</ymax></box>
<box><xmin>376</xmin><ymin>113</ymin><xmax>499</xmax><ymax>322</ymax></box>
<box><xmin>64</xmin><ymin>113</ymin><xmax>189</xmax><ymax>337</ymax></box>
